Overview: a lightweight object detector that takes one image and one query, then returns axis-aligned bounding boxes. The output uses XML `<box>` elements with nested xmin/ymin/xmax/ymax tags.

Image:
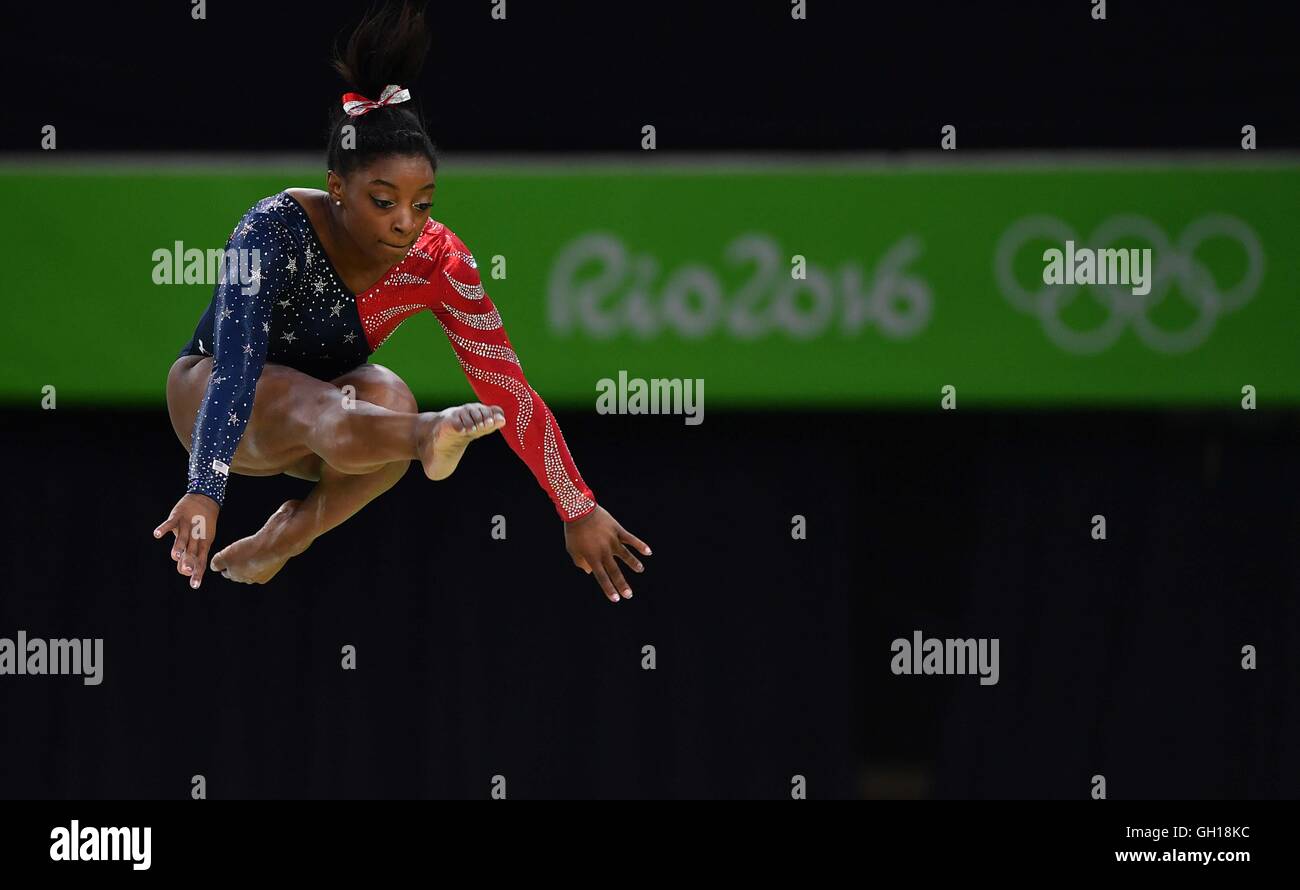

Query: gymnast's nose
<box><xmin>392</xmin><ymin>210</ymin><xmax>418</xmax><ymax>240</ymax></box>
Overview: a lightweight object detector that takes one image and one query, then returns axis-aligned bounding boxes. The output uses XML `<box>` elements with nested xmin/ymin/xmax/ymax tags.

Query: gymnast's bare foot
<box><xmin>416</xmin><ymin>402</ymin><xmax>506</xmax><ymax>481</ymax></box>
<box><xmin>210</xmin><ymin>499</ymin><xmax>310</xmax><ymax>584</ymax></box>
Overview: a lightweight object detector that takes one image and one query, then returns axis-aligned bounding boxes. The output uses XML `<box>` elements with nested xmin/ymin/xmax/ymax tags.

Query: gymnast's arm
<box><xmin>153</xmin><ymin>212</ymin><xmax>292</xmax><ymax>588</ymax></box>
<box><xmin>428</xmin><ymin>230</ymin><xmax>652</xmax><ymax>602</ymax></box>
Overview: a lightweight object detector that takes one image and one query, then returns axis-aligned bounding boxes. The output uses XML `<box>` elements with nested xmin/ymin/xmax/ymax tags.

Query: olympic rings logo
<box><xmin>994</xmin><ymin>214</ymin><xmax>1264</xmax><ymax>354</ymax></box>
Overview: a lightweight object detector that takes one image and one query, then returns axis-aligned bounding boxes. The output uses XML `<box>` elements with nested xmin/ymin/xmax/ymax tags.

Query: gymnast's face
<box><xmin>327</xmin><ymin>154</ymin><xmax>436</xmax><ymax>263</ymax></box>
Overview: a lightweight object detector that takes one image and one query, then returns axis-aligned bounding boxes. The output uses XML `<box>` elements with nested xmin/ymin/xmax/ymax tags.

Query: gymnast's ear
<box><xmin>325</xmin><ymin>170</ymin><xmax>344</xmax><ymax>201</ymax></box>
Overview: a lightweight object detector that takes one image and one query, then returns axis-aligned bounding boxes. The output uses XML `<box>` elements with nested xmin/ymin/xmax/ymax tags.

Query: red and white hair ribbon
<box><xmin>341</xmin><ymin>84</ymin><xmax>411</xmax><ymax>117</ymax></box>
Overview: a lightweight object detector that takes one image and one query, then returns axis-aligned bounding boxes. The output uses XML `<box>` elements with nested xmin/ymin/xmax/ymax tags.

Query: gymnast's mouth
<box><xmin>380</xmin><ymin>239</ymin><xmax>415</xmax><ymax>251</ymax></box>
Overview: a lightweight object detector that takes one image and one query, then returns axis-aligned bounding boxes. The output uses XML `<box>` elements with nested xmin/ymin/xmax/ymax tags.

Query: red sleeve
<box><xmin>430</xmin><ymin>230</ymin><xmax>598</xmax><ymax>522</ymax></box>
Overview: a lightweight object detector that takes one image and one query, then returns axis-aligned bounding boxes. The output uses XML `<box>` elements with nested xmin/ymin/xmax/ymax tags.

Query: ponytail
<box><xmin>326</xmin><ymin>0</ymin><xmax>438</xmax><ymax>177</ymax></box>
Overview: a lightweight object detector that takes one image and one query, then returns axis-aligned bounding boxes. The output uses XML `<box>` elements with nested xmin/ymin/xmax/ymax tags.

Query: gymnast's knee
<box><xmin>341</xmin><ymin>365</ymin><xmax>418</xmax><ymax>414</ymax></box>
<box><xmin>306</xmin><ymin>404</ymin><xmax>366</xmax><ymax>473</ymax></box>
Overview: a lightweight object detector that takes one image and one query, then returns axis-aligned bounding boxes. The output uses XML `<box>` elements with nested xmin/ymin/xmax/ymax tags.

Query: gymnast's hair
<box><xmin>326</xmin><ymin>0</ymin><xmax>439</xmax><ymax>177</ymax></box>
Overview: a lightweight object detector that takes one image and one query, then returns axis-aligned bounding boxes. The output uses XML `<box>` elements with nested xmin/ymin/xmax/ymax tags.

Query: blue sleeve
<box><xmin>185</xmin><ymin>211</ymin><xmax>301</xmax><ymax>506</ymax></box>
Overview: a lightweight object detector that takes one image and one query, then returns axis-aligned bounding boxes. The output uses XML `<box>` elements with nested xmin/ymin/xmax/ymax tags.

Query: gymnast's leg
<box><xmin>209</xmin><ymin>363</ymin><xmax>432</xmax><ymax>583</ymax></box>
<box><xmin>165</xmin><ymin>357</ymin><xmax>503</xmax><ymax>584</ymax></box>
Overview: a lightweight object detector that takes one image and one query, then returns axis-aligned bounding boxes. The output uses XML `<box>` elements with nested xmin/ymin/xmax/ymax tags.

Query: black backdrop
<box><xmin>5</xmin><ymin>0</ymin><xmax>1299</xmax><ymax>154</ymax></box>
<box><xmin>2</xmin><ymin>407</ymin><xmax>1296</xmax><ymax>798</ymax></box>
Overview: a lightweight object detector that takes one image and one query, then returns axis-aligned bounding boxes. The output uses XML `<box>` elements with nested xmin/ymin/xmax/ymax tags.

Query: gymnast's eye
<box><xmin>415</xmin><ymin>202</ymin><xmax>432</xmax><ymax>211</ymax></box>
<box><xmin>371</xmin><ymin>197</ymin><xmax>395</xmax><ymax>209</ymax></box>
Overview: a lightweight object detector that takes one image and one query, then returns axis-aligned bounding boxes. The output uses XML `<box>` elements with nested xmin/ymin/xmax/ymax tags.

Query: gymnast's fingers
<box><xmin>617</xmin><ymin>525</ymin><xmax>651</xmax><ymax>557</ymax></box>
<box><xmin>614</xmin><ymin>542</ymin><xmax>644</xmax><ymax>573</ymax></box>
<box><xmin>604</xmin><ymin>556</ymin><xmax>632</xmax><ymax>600</ymax></box>
<box><xmin>153</xmin><ymin>512</ymin><xmax>178</xmax><ymax>543</ymax></box>
<box><xmin>591</xmin><ymin>564</ymin><xmax>621</xmax><ymax>603</ymax></box>
<box><xmin>181</xmin><ymin>534</ymin><xmax>202</xmax><ymax>587</ymax></box>
<box><xmin>189</xmin><ymin>533</ymin><xmax>212</xmax><ymax>589</ymax></box>
<box><xmin>173</xmin><ymin>520</ymin><xmax>192</xmax><ymax>577</ymax></box>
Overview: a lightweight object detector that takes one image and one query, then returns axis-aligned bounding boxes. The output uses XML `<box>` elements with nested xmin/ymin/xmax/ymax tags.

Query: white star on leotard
<box><xmin>330</xmin><ymin>300</ymin><xmax>343</xmax><ymax>316</ymax></box>
<box><xmin>243</xmin><ymin>343</ymin><xmax>253</xmax><ymax>355</ymax></box>
<box><xmin>262</xmin><ymin>321</ymin><xmax>270</xmax><ymax>333</ymax></box>
<box><xmin>219</xmin><ymin>307</ymin><xmax>233</xmax><ymax>321</ymax></box>
<box><xmin>313</xmin><ymin>279</ymin><xmax>327</xmax><ymax>295</ymax></box>
<box><xmin>285</xmin><ymin>256</ymin><xmax>297</xmax><ymax>273</ymax></box>
<box><xmin>282</xmin><ymin>331</ymin><xmax>297</xmax><ymax>343</ymax></box>
<box><xmin>278</xmin><ymin>299</ymin><xmax>291</xmax><ymax>308</ymax></box>
<box><xmin>343</xmin><ymin>331</ymin><xmax>357</xmax><ymax>343</ymax></box>
<box><xmin>227</xmin><ymin>410</ymin><xmax>239</xmax><ymax>425</ymax></box>
<box><xmin>241</xmin><ymin>222</ymin><xmax>254</xmax><ymax>236</ymax></box>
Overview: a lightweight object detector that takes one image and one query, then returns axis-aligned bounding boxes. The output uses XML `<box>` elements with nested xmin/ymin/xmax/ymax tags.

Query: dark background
<box><xmin>3</xmin><ymin>409</ymin><xmax>1297</xmax><ymax>798</ymax></box>
<box><xmin>7</xmin><ymin>0</ymin><xmax>1300</xmax><ymax>154</ymax></box>
<box><xmin>2</xmin><ymin>0</ymin><xmax>1298</xmax><ymax>799</ymax></box>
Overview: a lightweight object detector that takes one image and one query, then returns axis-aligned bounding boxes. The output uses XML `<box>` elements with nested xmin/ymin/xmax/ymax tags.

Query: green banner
<box><xmin>2</xmin><ymin>162</ymin><xmax>1296</xmax><ymax>406</ymax></box>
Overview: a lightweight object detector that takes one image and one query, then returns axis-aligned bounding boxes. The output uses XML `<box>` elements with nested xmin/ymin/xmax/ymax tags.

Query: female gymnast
<box><xmin>153</xmin><ymin>0</ymin><xmax>649</xmax><ymax>602</ymax></box>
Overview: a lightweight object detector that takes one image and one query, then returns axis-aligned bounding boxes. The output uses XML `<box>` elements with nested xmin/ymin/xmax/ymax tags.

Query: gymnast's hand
<box><xmin>564</xmin><ymin>504</ymin><xmax>651</xmax><ymax>603</ymax></box>
<box><xmin>153</xmin><ymin>493</ymin><xmax>220</xmax><ymax>589</ymax></box>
